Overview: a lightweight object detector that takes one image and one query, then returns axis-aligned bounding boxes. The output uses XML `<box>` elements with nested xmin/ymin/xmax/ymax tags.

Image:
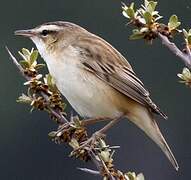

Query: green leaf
<box><xmin>183</xmin><ymin>67</ymin><xmax>191</xmax><ymax>77</ymax></box>
<box><xmin>35</xmin><ymin>64</ymin><xmax>45</xmax><ymax>70</ymax></box>
<box><xmin>137</xmin><ymin>173</ymin><xmax>145</xmax><ymax>180</ymax></box>
<box><xmin>126</xmin><ymin>172</ymin><xmax>136</xmax><ymax>180</ymax></box>
<box><xmin>144</xmin><ymin>0</ymin><xmax>149</xmax><ymax>7</ymax></box>
<box><xmin>19</xmin><ymin>60</ymin><xmax>30</xmax><ymax>69</ymax></box>
<box><xmin>155</xmin><ymin>15</ymin><xmax>163</xmax><ymax>21</ymax></box>
<box><xmin>130</xmin><ymin>2</ymin><xmax>134</xmax><ymax>9</ymax></box>
<box><xmin>129</xmin><ymin>32</ymin><xmax>145</xmax><ymax>40</ymax></box>
<box><xmin>18</xmin><ymin>51</ymin><xmax>27</xmax><ymax>61</ymax></box>
<box><xmin>17</xmin><ymin>93</ymin><xmax>32</xmax><ymax>104</ymax></box>
<box><xmin>147</xmin><ymin>1</ymin><xmax>157</xmax><ymax>13</ymax></box>
<box><xmin>69</xmin><ymin>138</ymin><xmax>80</xmax><ymax>149</ymax></box>
<box><xmin>177</xmin><ymin>68</ymin><xmax>191</xmax><ymax>87</ymax></box>
<box><xmin>187</xmin><ymin>35</ymin><xmax>191</xmax><ymax>44</ymax></box>
<box><xmin>98</xmin><ymin>139</ymin><xmax>106</xmax><ymax>148</ymax></box>
<box><xmin>122</xmin><ymin>3</ymin><xmax>135</xmax><ymax>19</ymax></box>
<box><xmin>100</xmin><ymin>151</ymin><xmax>110</xmax><ymax>162</ymax></box>
<box><xmin>140</xmin><ymin>27</ymin><xmax>149</xmax><ymax>33</ymax></box>
<box><xmin>48</xmin><ymin>131</ymin><xmax>57</xmax><ymax>138</ymax></box>
<box><xmin>182</xmin><ymin>29</ymin><xmax>188</xmax><ymax>38</ymax></box>
<box><xmin>168</xmin><ymin>15</ymin><xmax>181</xmax><ymax>30</ymax></box>
<box><xmin>30</xmin><ymin>50</ymin><xmax>38</xmax><ymax>65</ymax></box>
<box><xmin>126</xmin><ymin>8</ymin><xmax>135</xmax><ymax>18</ymax></box>
<box><xmin>177</xmin><ymin>73</ymin><xmax>184</xmax><ymax>79</ymax></box>
<box><xmin>143</xmin><ymin>11</ymin><xmax>152</xmax><ymax>24</ymax></box>
<box><xmin>122</xmin><ymin>11</ymin><xmax>128</xmax><ymax>18</ymax></box>
<box><xmin>145</xmin><ymin>0</ymin><xmax>157</xmax><ymax>13</ymax></box>
<box><xmin>21</xmin><ymin>48</ymin><xmax>30</xmax><ymax>57</ymax></box>
<box><xmin>46</xmin><ymin>74</ymin><xmax>53</xmax><ymax>86</ymax></box>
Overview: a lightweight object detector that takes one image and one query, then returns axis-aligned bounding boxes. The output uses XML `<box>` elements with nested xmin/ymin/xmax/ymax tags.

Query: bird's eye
<box><xmin>41</xmin><ymin>30</ymin><xmax>49</xmax><ymax>36</ymax></box>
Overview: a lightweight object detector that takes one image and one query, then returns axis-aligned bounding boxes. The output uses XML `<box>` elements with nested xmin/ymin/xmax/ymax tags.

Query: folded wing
<box><xmin>72</xmin><ymin>34</ymin><xmax>167</xmax><ymax>119</ymax></box>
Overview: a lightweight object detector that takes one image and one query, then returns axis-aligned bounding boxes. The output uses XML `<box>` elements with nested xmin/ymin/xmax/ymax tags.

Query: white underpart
<box><xmin>31</xmin><ymin>37</ymin><xmax>122</xmax><ymax>118</ymax></box>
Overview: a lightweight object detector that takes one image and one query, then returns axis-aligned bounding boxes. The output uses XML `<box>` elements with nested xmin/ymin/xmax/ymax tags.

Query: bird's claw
<box><xmin>74</xmin><ymin>131</ymin><xmax>105</xmax><ymax>152</ymax></box>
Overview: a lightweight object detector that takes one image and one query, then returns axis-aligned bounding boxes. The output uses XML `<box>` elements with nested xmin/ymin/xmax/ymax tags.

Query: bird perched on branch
<box><xmin>15</xmin><ymin>21</ymin><xmax>178</xmax><ymax>170</ymax></box>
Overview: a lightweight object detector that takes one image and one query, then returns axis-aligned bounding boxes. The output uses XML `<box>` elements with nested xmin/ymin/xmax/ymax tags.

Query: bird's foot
<box><xmin>73</xmin><ymin>131</ymin><xmax>106</xmax><ymax>153</ymax></box>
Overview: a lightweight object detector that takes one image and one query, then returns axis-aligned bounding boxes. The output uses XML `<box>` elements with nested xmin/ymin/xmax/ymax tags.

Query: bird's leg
<box><xmin>81</xmin><ymin>117</ymin><xmax>113</xmax><ymax>126</ymax></box>
<box><xmin>74</xmin><ymin>115</ymin><xmax>124</xmax><ymax>151</ymax></box>
<box><xmin>94</xmin><ymin>115</ymin><xmax>123</xmax><ymax>135</ymax></box>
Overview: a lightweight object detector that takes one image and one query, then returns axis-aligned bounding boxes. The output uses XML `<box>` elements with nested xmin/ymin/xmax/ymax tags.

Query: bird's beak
<box><xmin>14</xmin><ymin>29</ymin><xmax>36</xmax><ymax>38</ymax></box>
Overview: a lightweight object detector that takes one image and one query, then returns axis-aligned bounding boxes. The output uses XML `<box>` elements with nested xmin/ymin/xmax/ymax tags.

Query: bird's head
<box><xmin>15</xmin><ymin>21</ymin><xmax>88</xmax><ymax>56</ymax></box>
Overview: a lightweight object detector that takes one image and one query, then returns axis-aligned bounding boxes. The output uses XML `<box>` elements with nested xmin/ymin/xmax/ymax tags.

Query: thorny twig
<box><xmin>6</xmin><ymin>47</ymin><xmax>68</xmax><ymax>124</ymax></box>
<box><xmin>157</xmin><ymin>33</ymin><xmax>191</xmax><ymax>69</ymax></box>
<box><xmin>122</xmin><ymin>0</ymin><xmax>191</xmax><ymax>86</ymax></box>
<box><xmin>6</xmin><ymin>47</ymin><xmax>144</xmax><ymax>180</ymax></box>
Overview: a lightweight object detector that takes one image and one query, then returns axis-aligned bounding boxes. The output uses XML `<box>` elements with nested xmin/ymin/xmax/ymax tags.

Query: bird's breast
<box><xmin>44</xmin><ymin>47</ymin><xmax>126</xmax><ymax>118</ymax></box>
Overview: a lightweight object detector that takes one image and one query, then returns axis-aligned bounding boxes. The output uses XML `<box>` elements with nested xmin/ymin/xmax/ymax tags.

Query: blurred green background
<box><xmin>0</xmin><ymin>0</ymin><xmax>191</xmax><ymax>179</ymax></box>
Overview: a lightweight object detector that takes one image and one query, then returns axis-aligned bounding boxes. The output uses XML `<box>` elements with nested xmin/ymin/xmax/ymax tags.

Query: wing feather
<box><xmin>72</xmin><ymin>34</ymin><xmax>167</xmax><ymax>119</ymax></box>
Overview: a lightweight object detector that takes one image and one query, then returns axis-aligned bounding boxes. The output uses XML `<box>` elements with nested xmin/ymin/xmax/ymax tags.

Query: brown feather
<box><xmin>72</xmin><ymin>33</ymin><xmax>167</xmax><ymax>119</ymax></box>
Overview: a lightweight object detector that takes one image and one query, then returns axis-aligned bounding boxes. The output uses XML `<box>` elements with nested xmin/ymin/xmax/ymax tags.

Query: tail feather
<box><xmin>128</xmin><ymin>106</ymin><xmax>179</xmax><ymax>171</ymax></box>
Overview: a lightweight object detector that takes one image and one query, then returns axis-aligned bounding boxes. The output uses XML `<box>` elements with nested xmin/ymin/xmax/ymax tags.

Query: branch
<box><xmin>6</xmin><ymin>47</ymin><xmax>105</xmax><ymax>176</ymax></box>
<box><xmin>6</xmin><ymin>47</ymin><xmax>144</xmax><ymax>180</ymax></box>
<box><xmin>122</xmin><ymin>1</ymin><xmax>191</xmax><ymax>69</ymax></box>
<box><xmin>157</xmin><ymin>33</ymin><xmax>191</xmax><ymax>68</ymax></box>
<box><xmin>77</xmin><ymin>167</ymin><xmax>100</xmax><ymax>176</ymax></box>
<box><xmin>6</xmin><ymin>46</ymin><xmax>29</xmax><ymax>80</ymax></box>
<box><xmin>122</xmin><ymin>0</ymin><xmax>191</xmax><ymax>87</ymax></box>
<box><xmin>6</xmin><ymin>47</ymin><xmax>68</xmax><ymax>124</ymax></box>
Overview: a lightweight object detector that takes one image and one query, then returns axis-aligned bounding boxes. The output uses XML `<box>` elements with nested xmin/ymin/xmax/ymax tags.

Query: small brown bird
<box><xmin>15</xmin><ymin>21</ymin><xmax>178</xmax><ymax>170</ymax></box>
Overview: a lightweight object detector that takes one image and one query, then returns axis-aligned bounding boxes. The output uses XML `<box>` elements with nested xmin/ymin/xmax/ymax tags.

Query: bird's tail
<box><xmin>127</xmin><ymin>105</ymin><xmax>179</xmax><ymax>171</ymax></box>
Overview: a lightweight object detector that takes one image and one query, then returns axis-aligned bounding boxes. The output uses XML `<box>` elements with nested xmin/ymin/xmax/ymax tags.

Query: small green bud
<box><xmin>168</xmin><ymin>15</ymin><xmax>181</xmax><ymax>31</ymax></box>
